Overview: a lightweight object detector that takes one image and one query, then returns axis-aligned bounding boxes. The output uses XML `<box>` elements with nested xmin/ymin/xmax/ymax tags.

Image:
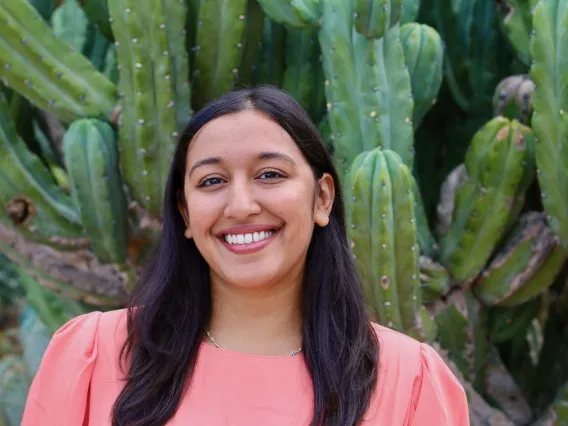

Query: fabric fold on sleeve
<box><xmin>21</xmin><ymin>311</ymin><xmax>102</xmax><ymax>426</ymax></box>
<box><xmin>408</xmin><ymin>343</ymin><xmax>470</xmax><ymax>426</ymax></box>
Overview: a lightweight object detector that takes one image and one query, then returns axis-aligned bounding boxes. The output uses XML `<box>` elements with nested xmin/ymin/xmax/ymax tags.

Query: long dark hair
<box><xmin>111</xmin><ymin>85</ymin><xmax>379</xmax><ymax>426</ymax></box>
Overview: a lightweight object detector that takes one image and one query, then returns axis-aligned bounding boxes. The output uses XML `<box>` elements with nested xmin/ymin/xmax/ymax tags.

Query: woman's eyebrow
<box><xmin>187</xmin><ymin>152</ymin><xmax>297</xmax><ymax>178</ymax></box>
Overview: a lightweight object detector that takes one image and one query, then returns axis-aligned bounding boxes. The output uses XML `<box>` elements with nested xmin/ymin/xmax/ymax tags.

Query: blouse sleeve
<box><xmin>21</xmin><ymin>311</ymin><xmax>102</xmax><ymax>426</ymax></box>
<box><xmin>408</xmin><ymin>343</ymin><xmax>470</xmax><ymax>426</ymax></box>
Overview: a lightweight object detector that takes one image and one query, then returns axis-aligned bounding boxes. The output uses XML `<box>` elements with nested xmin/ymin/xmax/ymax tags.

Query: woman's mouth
<box><xmin>218</xmin><ymin>228</ymin><xmax>280</xmax><ymax>254</ymax></box>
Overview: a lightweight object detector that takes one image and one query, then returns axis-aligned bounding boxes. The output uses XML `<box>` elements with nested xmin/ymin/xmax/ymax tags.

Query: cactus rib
<box><xmin>0</xmin><ymin>0</ymin><xmax>116</xmax><ymax>124</ymax></box>
<box><xmin>191</xmin><ymin>0</ymin><xmax>248</xmax><ymax>108</ymax></box>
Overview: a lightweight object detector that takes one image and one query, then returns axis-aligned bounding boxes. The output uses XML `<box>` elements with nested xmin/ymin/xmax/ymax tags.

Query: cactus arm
<box><xmin>0</xmin><ymin>0</ymin><xmax>117</xmax><ymax>123</ymax></box>
<box><xmin>348</xmin><ymin>148</ymin><xmax>420</xmax><ymax>332</ymax></box>
<box><xmin>51</xmin><ymin>0</ymin><xmax>90</xmax><ymax>54</ymax></box>
<box><xmin>439</xmin><ymin>118</ymin><xmax>535</xmax><ymax>282</ymax></box>
<box><xmin>474</xmin><ymin>212</ymin><xmax>566</xmax><ymax>306</ymax></box>
<box><xmin>108</xmin><ymin>0</ymin><xmax>191</xmax><ymax>217</ymax></box>
<box><xmin>400</xmin><ymin>23</ymin><xmax>444</xmax><ymax>128</ymax></box>
<box><xmin>530</xmin><ymin>0</ymin><xmax>568</xmax><ymax>250</ymax></box>
<box><xmin>0</xmin><ymin>93</ymin><xmax>86</xmax><ymax>248</ymax></box>
<box><xmin>62</xmin><ymin>119</ymin><xmax>129</xmax><ymax>264</ymax></box>
<box><xmin>191</xmin><ymin>0</ymin><xmax>247</xmax><ymax>107</ymax></box>
<box><xmin>354</xmin><ymin>0</ymin><xmax>403</xmax><ymax>39</ymax></box>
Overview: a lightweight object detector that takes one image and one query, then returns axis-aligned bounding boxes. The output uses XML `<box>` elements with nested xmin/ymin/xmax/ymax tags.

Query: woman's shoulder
<box><xmin>367</xmin><ymin>321</ymin><xmax>470</xmax><ymax>425</ymax></box>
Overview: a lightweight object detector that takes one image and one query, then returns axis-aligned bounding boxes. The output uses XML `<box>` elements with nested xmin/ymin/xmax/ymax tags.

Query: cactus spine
<box><xmin>529</xmin><ymin>0</ymin><xmax>568</xmax><ymax>251</ymax></box>
<box><xmin>108</xmin><ymin>0</ymin><xmax>191</xmax><ymax>217</ymax></box>
<box><xmin>347</xmin><ymin>148</ymin><xmax>420</xmax><ymax>332</ymax></box>
<box><xmin>0</xmin><ymin>0</ymin><xmax>117</xmax><ymax>123</ymax></box>
<box><xmin>62</xmin><ymin>119</ymin><xmax>129</xmax><ymax>264</ymax></box>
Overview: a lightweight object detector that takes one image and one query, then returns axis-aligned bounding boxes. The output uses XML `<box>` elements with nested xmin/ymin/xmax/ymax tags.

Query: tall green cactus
<box><xmin>62</xmin><ymin>119</ymin><xmax>129</xmax><ymax>265</ymax></box>
<box><xmin>438</xmin><ymin>116</ymin><xmax>536</xmax><ymax>282</ymax></box>
<box><xmin>0</xmin><ymin>0</ymin><xmax>117</xmax><ymax>124</ymax></box>
<box><xmin>530</xmin><ymin>0</ymin><xmax>568</xmax><ymax>251</ymax></box>
<box><xmin>346</xmin><ymin>148</ymin><xmax>420</xmax><ymax>333</ymax></box>
<box><xmin>108</xmin><ymin>0</ymin><xmax>191</xmax><ymax>217</ymax></box>
<box><xmin>319</xmin><ymin>0</ymin><xmax>414</xmax><ymax>176</ymax></box>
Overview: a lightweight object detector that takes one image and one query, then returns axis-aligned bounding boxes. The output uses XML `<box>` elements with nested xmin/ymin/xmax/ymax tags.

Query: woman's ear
<box><xmin>178</xmin><ymin>198</ymin><xmax>192</xmax><ymax>239</ymax></box>
<box><xmin>314</xmin><ymin>173</ymin><xmax>335</xmax><ymax>227</ymax></box>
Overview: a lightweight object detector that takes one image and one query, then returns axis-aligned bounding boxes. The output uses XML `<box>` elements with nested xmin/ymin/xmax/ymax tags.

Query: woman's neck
<box><xmin>206</xmin><ymin>275</ymin><xmax>304</xmax><ymax>356</ymax></box>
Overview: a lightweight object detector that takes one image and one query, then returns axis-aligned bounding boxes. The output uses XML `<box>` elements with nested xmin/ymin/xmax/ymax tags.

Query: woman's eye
<box><xmin>198</xmin><ymin>177</ymin><xmax>225</xmax><ymax>187</ymax></box>
<box><xmin>258</xmin><ymin>170</ymin><xmax>284</xmax><ymax>180</ymax></box>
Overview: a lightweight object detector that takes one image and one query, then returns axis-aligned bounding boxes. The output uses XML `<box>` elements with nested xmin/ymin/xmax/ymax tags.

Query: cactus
<box><xmin>282</xmin><ymin>27</ymin><xmax>326</xmax><ymax>123</ymax></box>
<box><xmin>0</xmin><ymin>0</ymin><xmax>117</xmax><ymax>123</ymax></box>
<box><xmin>488</xmin><ymin>297</ymin><xmax>541</xmax><ymax>343</ymax></box>
<box><xmin>493</xmin><ymin>74</ymin><xmax>535</xmax><ymax>125</ymax></box>
<box><xmin>191</xmin><ymin>0</ymin><xmax>248</xmax><ymax>108</ymax></box>
<box><xmin>530</xmin><ymin>0</ymin><xmax>568</xmax><ymax>251</ymax></box>
<box><xmin>108</xmin><ymin>0</ymin><xmax>191</xmax><ymax>217</ymax></box>
<box><xmin>0</xmin><ymin>93</ymin><xmax>86</xmax><ymax>248</ymax></box>
<box><xmin>437</xmin><ymin>117</ymin><xmax>536</xmax><ymax>282</ymax></box>
<box><xmin>346</xmin><ymin>148</ymin><xmax>420</xmax><ymax>333</ymax></box>
<box><xmin>354</xmin><ymin>0</ymin><xmax>403</xmax><ymax>39</ymax></box>
<box><xmin>400</xmin><ymin>22</ymin><xmax>444</xmax><ymax>128</ymax></box>
<box><xmin>62</xmin><ymin>119</ymin><xmax>129</xmax><ymax>264</ymax></box>
<box><xmin>474</xmin><ymin>212</ymin><xmax>567</xmax><ymax>307</ymax></box>
<box><xmin>51</xmin><ymin>0</ymin><xmax>91</xmax><ymax>54</ymax></box>
<box><xmin>236</xmin><ymin>0</ymin><xmax>266</xmax><ymax>87</ymax></box>
<box><xmin>319</xmin><ymin>0</ymin><xmax>414</xmax><ymax>176</ymax></box>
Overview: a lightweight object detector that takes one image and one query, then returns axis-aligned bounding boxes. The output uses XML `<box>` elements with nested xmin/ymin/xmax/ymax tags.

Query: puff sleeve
<box><xmin>21</xmin><ymin>311</ymin><xmax>102</xmax><ymax>426</ymax></box>
<box><xmin>407</xmin><ymin>343</ymin><xmax>470</xmax><ymax>426</ymax></box>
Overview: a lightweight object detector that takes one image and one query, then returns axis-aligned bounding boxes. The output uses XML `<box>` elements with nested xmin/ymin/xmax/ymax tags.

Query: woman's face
<box><xmin>180</xmin><ymin>109</ymin><xmax>334</xmax><ymax>291</ymax></box>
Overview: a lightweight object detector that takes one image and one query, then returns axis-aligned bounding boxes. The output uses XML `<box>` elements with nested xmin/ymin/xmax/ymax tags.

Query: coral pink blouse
<box><xmin>22</xmin><ymin>309</ymin><xmax>469</xmax><ymax>425</ymax></box>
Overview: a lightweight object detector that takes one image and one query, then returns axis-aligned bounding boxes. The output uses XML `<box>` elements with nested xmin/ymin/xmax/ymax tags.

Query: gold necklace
<box><xmin>205</xmin><ymin>330</ymin><xmax>303</xmax><ymax>356</ymax></box>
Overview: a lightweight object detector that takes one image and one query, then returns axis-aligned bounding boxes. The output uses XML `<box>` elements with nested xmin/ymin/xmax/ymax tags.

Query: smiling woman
<box><xmin>21</xmin><ymin>86</ymin><xmax>469</xmax><ymax>426</ymax></box>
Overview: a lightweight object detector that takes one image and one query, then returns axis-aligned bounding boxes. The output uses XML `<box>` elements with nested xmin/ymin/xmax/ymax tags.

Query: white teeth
<box><xmin>224</xmin><ymin>230</ymin><xmax>274</xmax><ymax>245</ymax></box>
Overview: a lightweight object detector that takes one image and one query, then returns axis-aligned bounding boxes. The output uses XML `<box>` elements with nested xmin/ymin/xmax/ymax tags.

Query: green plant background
<box><xmin>1</xmin><ymin>0</ymin><xmax>568</xmax><ymax>424</ymax></box>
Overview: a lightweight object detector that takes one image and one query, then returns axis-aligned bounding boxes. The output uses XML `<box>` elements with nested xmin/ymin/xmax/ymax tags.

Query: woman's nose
<box><xmin>223</xmin><ymin>178</ymin><xmax>261</xmax><ymax>219</ymax></box>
